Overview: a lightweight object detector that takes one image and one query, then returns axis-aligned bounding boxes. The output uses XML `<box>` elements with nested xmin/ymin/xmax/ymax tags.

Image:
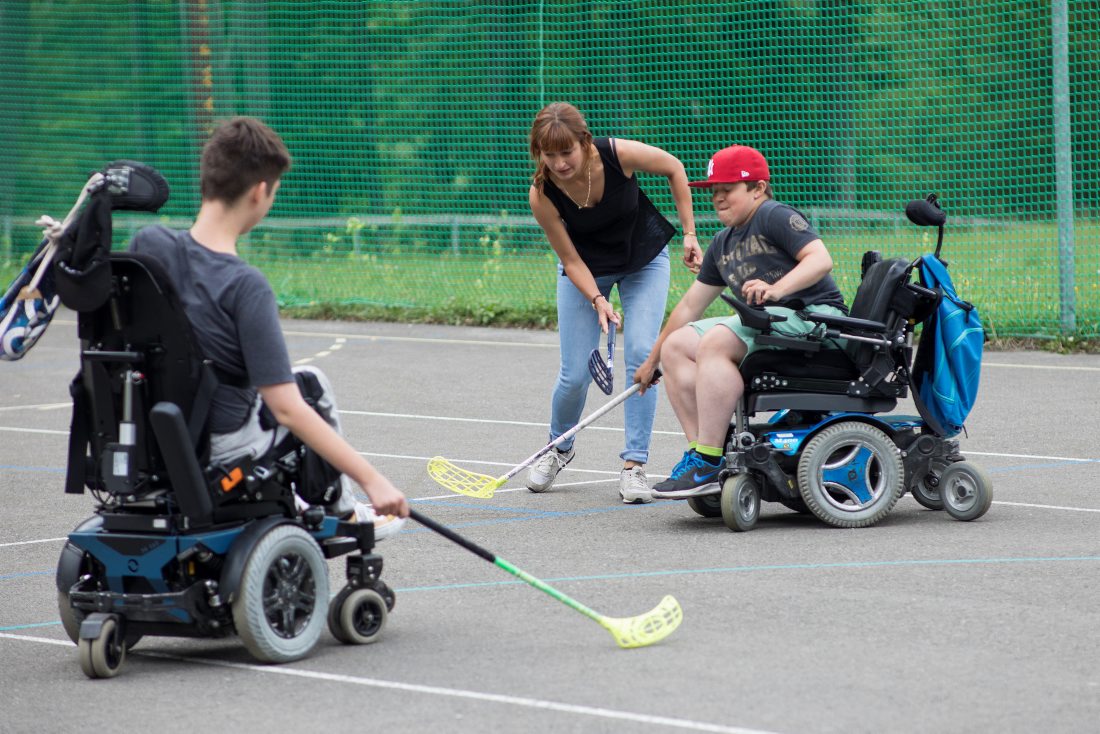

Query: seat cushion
<box><xmin>740</xmin><ymin>347</ymin><xmax>858</xmax><ymax>382</ymax></box>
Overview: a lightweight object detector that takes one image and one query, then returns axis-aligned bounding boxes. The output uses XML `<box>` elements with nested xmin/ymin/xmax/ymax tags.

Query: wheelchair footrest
<box><xmin>321</xmin><ymin>536</ymin><xmax>359</xmax><ymax>558</ymax></box>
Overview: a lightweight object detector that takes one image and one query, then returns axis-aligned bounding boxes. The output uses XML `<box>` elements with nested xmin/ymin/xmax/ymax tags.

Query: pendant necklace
<box><xmin>562</xmin><ymin>158</ymin><xmax>592</xmax><ymax>209</ymax></box>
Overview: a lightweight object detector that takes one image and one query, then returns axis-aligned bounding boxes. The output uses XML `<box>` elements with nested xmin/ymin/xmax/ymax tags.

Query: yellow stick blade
<box><xmin>600</xmin><ymin>595</ymin><xmax>683</xmax><ymax>649</ymax></box>
<box><xmin>427</xmin><ymin>456</ymin><xmax>504</xmax><ymax>498</ymax></box>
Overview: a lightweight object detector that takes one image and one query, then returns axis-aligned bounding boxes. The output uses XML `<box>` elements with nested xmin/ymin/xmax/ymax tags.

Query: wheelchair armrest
<box><xmin>719</xmin><ymin>293</ymin><xmax>787</xmax><ymax>332</ymax></box>
<box><xmin>149</xmin><ymin>402</ymin><xmax>213</xmax><ymax>527</ymax></box>
<box><xmin>802</xmin><ymin>311</ymin><xmax>887</xmax><ymax>334</ymax></box>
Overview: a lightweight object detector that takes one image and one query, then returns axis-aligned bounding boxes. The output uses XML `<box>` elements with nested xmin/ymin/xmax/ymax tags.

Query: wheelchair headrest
<box><xmin>905</xmin><ymin>196</ymin><xmax>946</xmax><ymax>228</ymax></box>
<box><xmin>97</xmin><ymin>160</ymin><xmax>170</xmax><ymax>213</ymax></box>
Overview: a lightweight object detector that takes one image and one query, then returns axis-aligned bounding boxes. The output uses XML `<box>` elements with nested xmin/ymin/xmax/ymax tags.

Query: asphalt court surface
<box><xmin>1</xmin><ymin>314</ymin><xmax>1098</xmax><ymax>733</ymax></box>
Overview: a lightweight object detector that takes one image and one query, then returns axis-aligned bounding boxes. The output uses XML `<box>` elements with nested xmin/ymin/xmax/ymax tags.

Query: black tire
<box><xmin>909</xmin><ymin>460</ymin><xmax>947</xmax><ymax>510</ymax></box>
<box><xmin>232</xmin><ymin>525</ymin><xmax>329</xmax><ymax>663</ymax></box>
<box><xmin>939</xmin><ymin>461</ymin><xmax>994</xmax><ymax>521</ymax></box>
<box><xmin>57</xmin><ymin>543</ymin><xmax>142</xmax><ymax>649</ymax></box>
<box><xmin>78</xmin><ymin>617</ymin><xmax>126</xmax><ymax>679</ymax></box>
<box><xmin>327</xmin><ymin>587</ymin><xmax>354</xmax><ymax>644</ymax></box>
<box><xmin>687</xmin><ymin>494</ymin><xmax>722</xmax><ymax>518</ymax></box>
<box><xmin>720</xmin><ymin>475</ymin><xmax>760</xmax><ymax>532</ymax></box>
<box><xmin>333</xmin><ymin>588</ymin><xmax>388</xmax><ymax>645</ymax></box>
<box><xmin>796</xmin><ymin>422</ymin><xmax>904</xmax><ymax>528</ymax></box>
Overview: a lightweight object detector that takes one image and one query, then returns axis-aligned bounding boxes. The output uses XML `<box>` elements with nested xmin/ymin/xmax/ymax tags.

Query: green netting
<box><xmin>1</xmin><ymin>1</ymin><xmax>1097</xmax><ymax>336</ymax></box>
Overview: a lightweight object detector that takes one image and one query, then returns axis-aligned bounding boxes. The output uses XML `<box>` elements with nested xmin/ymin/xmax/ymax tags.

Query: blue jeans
<box><xmin>550</xmin><ymin>249</ymin><xmax>670</xmax><ymax>464</ymax></box>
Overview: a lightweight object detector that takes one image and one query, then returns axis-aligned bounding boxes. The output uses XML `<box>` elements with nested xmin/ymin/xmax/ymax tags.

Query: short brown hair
<box><xmin>200</xmin><ymin>117</ymin><xmax>291</xmax><ymax>204</ymax></box>
<box><xmin>529</xmin><ymin>102</ymin><xmax>594</xmax><ymax>191</ymax></box>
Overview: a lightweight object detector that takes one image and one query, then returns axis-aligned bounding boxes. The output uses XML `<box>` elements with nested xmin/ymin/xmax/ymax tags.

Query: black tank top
<box><xmin>543</xmin><ymin>138</ymin><xmax>675</xmax><ymax>277</ymax></box>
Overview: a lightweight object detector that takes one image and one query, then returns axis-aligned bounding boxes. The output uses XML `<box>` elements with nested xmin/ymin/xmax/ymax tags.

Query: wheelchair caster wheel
<box><xmin>687</xmin><ymin>494</ymin><xmax>722</xmax><ymax>518</ymax></box>
<box><xmin>329</xmin><ymin>587</ymin><xmax>387</xmax><ymax>645</ymax></box>
<box><xmin>909</xmin><ymin>460</ymin><xmax>947</xmax><ymax>510</ymax></box>
<box><xmin>720</xmin><ymin>475</ymin><xmax>760</xmax><ymax>532</ymax></box>
<box><xmin>78</xmin><ymin>617</ymin><xmax>126</xmax><ymax>679</ymax></box>
<box><xmin>938</xmin><ymin>461</ymin><xmax>993</xmax><ymax>521</ymax></box>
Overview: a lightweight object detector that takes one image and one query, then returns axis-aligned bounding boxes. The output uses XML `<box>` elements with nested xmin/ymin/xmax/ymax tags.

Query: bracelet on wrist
<box><xmin>684</xmin><ymin>231</ymin><xmax>696</xmax><ymax>237</ymax></box>
<box><xmin>591</xmin><ymin>293</ymin><xmax>605</xmax><ymax>310</ymax></box>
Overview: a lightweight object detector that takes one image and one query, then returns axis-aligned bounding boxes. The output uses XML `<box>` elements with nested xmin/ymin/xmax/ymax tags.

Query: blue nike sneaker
<box><xmin>652</xmin><ymin>450</ymin><xmax>723</xmax><ymax>498</ymax></box>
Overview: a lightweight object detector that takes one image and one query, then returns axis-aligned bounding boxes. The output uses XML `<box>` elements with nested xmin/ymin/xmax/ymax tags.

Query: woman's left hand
<box><xmin>594</xmin><ymin>295</ymin><xmax>621</xmax><ymax>332</ymax></box>
<box><xmin>682</xmin><ymin>234</ymin><xmax>702</xmax><ymax>274</ymax></box>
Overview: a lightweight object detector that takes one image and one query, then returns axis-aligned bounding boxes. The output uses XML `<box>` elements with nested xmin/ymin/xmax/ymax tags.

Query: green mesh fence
<box><xmin>1</xmin><ymin>1</ymin><xmax>1096</xmax><ymax>336</ymax></box>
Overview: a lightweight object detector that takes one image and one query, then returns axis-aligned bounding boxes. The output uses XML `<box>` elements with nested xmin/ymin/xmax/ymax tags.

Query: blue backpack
<box><xmin>910</xmin><ymin>254</ymin><xmax>984</xmax><ymax>437</ymax></box>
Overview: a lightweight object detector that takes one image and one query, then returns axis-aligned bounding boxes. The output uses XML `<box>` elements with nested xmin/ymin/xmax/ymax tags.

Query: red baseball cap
<box><xmin>688</xmin><ymin>145</ymin><xmax>770</xmax><ymax>188</ymax></box>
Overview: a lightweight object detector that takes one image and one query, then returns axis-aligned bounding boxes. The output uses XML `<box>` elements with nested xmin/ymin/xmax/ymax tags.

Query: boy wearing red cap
<box><xmin>634</xmin><ymin>145</ymin><xmax>847</xmax><ymax>497</ymax></box>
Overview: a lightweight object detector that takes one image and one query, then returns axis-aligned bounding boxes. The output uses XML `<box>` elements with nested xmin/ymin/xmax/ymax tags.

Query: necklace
<box><xmin>561</xmin><ymin>157</ymin><xmax>592</xmax><ymax>209</ymax></box>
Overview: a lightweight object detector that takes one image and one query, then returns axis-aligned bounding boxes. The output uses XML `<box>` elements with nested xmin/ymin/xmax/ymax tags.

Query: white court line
<box><xmin>0</xmin><ymin>426</ymin><xmax>67</xmax><ymax>436</ymax></box>
<box><xmin>0</xmin><ymin>633</ymin><xmax>781</xmax><ymax>734</ymax></box>
<box><xmin>0</xmin><ymin>537</ymin><xmax>68</xmax><ymax>548</ymax></box>
<box><xmin>0</xmin><ymin>403</ymin><xmax>70</xmax><ymax>412</ymax></box>
<box><xmin>984</xmin><ymin>361</ymin><xmax>1100</xmax><ymax>372</ymax></box>
<box><xmin>283</xmin><ymin>329</ymin><xmax>559</xmax><ymax>349</ymax></box>
<box><xmin>992</xmin><ymin>501</ymin><xmax>1100</xmax><ymax>513</ymax></box>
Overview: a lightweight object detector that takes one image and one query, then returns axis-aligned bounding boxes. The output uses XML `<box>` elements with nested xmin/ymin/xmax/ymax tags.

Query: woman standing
<box><xmin>525</xmin><ymin>102</ymin><xmax>700</xmax><ymax>503</ymax></box>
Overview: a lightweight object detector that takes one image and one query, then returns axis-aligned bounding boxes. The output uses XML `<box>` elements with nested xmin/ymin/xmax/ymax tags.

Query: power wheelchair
<box><xmin>53</xmin><ymin>164</ymin><xmax>394</xmax><ymax>678</ymax></box>
<box><xmin>682</xmin><ymin>197</ymin><xmax>993</xmax><ymax>531</ymax></box>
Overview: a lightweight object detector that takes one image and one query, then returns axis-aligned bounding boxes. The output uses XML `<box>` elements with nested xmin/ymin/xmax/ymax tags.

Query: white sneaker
<box><xmin>526</xmin><ymin>447</ymin><xmax>575</xmax><ymax>492</ymax></box>
<box><xmin>351</xmin><ymin>501</ymin><xmax>406</xmax><ymax>542</ymax></box>
<box><xmin>619</xmin><ymin>466</ymin><xmax>654</xmax><ymax>504</ymax></box>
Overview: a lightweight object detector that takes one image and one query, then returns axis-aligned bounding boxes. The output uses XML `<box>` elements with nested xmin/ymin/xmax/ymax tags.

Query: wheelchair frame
<box><xmin>57</xmin><ymin>252</ymin><xmax>395</xmax><ymax>678</ymax></box>
<box><xmin>681</xmin><ymin>199</ymin><xmax>993</xmax><ymax>531</ymax></box>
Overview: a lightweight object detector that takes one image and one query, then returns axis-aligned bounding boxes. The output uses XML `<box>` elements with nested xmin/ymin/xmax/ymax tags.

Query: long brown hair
<box><xmin>529</xmin><ymin>102</ymin><xmax>594</xmax><ymax>191</ymax></box>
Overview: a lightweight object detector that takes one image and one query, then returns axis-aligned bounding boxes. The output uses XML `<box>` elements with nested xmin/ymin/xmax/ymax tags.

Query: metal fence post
<box><xmin>1052</xmin><ymin>0</ymin><xmax>1076</xmax><ymax>335</ymax></box>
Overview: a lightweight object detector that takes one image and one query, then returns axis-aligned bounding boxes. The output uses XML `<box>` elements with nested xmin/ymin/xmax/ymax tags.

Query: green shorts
<box><xmin>690</xmin><ymin>303</ymin><xmax>847</xmax><ymax>356</ymax></box>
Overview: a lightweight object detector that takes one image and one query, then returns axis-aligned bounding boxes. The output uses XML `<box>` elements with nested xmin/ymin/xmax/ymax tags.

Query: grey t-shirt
<box><xmin>129</xmin><ymin>225</ymin><xmax>294</xmax><ymax>433</ymax></box>
<box><xmin>697</xmin><ymin>199</ymin><xmax>846</xmax><ymax>312</ymax></box>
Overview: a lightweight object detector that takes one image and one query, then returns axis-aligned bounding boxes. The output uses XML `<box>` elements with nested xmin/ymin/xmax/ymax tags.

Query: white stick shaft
<box><xmin>501</xmin><ymin>381</ymin><xmax>642</xmax><ymax>482</ymax></box>
<box><xmin>24</xmin><ymin>173</ymin><xmax>103</xmax><ymax>293</ymax></box>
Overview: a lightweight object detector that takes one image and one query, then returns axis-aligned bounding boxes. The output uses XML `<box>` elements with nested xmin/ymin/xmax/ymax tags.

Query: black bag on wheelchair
<box><xmin>257</xmin><ymin>369</ymin><xmax>344</xmax><ymax>508</ymax></box>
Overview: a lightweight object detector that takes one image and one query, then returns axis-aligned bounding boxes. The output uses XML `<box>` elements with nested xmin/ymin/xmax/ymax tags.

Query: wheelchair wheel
<box><xmin>796</xmin><ymin>421</ymin><xmax>904</xmax><ymax>528</ymax></box>
<box><xmin>720</xmin><ymin>475</ymin><xmax>760</xmax><ymax>532</ymax></box>
<box><xmin>57</xmin><ymin>543</ymin><xmax>143</xmax><ymax>649</ymax></box>
<box><xmin>909</xmin><ymin>460</ymin><xmax>947</xmax><ymax>510</ymax></box>
<box><xmin>330</xmin><ymin>588</ymin><xmax>388</xmax><ymax>645</ymax></box>
<box><xmin>687</xmin><ymin>494</ymin><xmax>722</xmax><ymax>518</ymax></box>
<box><xmin>232</xmin><ymin>525</ymin><xmax>329</xmax><ymax>663</ymax></box>
<box><xmin>78</xmin><ymin>616</ymin><xmax>126</xmax><ymax>679</ymax></box>
<box><xmin>939</xmin><ymin>461</ymin><xmax>993</xmax><ymax>521</ymax></box>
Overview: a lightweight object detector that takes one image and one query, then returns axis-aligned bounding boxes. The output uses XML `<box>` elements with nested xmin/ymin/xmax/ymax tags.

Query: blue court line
<box><xmin>4</xmin><ymin>556</ymin><xmax>1097</xmax><ymax>633</ymax></box>
<box><xmin>0</xmin><ymin>571</ymin><xmax>51</xmax><ymax>581</ymax></box>
<box><xmin>0</xmin><ymin>621</ymin><xmax>60</xmax><ymax>631</ymax></box>
<box><xmin>394</xmin><ymin>555</ymin><xmax>1100</xmax><ymax>593</ymax></box>
<box><xmin>0</xmin><ymin>465</ymin><xmax>66</xmax><ymax>474</ymax></box>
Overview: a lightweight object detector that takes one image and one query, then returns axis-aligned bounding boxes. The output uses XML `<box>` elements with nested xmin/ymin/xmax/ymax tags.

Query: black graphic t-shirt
<box><xmin>697</xmin><ymin>199</ymin><xmax>846</xmax><ymax>312</ymax></box>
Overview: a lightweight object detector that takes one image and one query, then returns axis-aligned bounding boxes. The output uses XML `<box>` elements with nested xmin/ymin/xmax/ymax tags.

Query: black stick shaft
<box><xmin>409</xmin><ymin>509</ymin><xmax>495</xmax><ymax>563</ymax></box>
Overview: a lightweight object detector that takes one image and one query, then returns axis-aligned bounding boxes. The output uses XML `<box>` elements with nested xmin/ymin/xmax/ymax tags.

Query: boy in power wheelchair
<box><xmin>56</xmin><ymin>118</ymin><xmax>408</xmax><ymax>678</ymax></box>
<box><xmin>635</xmin><ymin>145</ymin><xmax>992</xmax><ymax>530</ymax></box>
